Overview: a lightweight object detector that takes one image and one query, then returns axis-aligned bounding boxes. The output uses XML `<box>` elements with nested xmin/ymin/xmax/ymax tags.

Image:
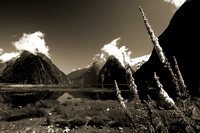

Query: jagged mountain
<box><xmin>67</xmin><ymin>55</ymin><xmax>128</xmax><ymax>88</ymax></box>
<box><xmin>0</xmin><ymin>62</ymin><xmax>8</xmax><ymax>76</ymax></box>
<box><xmin>67</xmin><ymin>55</ymin><xmax>147</xmax><ymax>88</ymax></box>
<box><xmin>0</xmin><ymin>56</ymin><xmax>19</xmax><ymax>76</ymax></box>
<box><xmin>0</xmin><ymin>51</ymin><xmax>69</xmax><ymax>84</ymax></box>
<box><xmin>67</xmin><ymin>61</ymin><xmax>103</xmax><ymax>86</ymax></box>
<box><xmin>130</xmin><ymin>54</ymin><xmax>151</xmax><ymax>72</ymax></box>
<box><xmin>97</xmin><ymin>55</ymin><xmax>131</xmax><ymax>89</ymax></box>
<box><xmin>134</xmin><ymin>0</ymin><xmax>200</xmax><ymax>99</ymax></box>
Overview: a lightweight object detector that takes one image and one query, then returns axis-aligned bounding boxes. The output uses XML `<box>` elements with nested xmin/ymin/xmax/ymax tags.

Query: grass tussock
<box><xmin>1</xmin><ymin>104</ymin><xmax>45</xmax><ymax>122</ymax></box>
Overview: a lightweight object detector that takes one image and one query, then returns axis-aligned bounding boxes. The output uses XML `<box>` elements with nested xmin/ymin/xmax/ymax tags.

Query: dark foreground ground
<box><xmin>0</xmin><ymin>87</ymin><xmax>200</xmax><ymax>133</ymax></box>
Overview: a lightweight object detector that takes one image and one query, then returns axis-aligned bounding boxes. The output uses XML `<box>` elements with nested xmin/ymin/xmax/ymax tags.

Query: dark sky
<box><xmin>0</xmin><ymin>0</ymin><xmax>179</xmax><ymax>74</ymax></box>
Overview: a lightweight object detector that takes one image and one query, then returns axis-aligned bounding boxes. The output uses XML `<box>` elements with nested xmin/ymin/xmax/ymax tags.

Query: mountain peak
<box><xmin>97</xmin><ymin>55</ymin><xmax>129</xmax><ymax>89</ymax></box>
<box><xmin>0</xmin><ymin>50</ymin><xmax>68</xmax><ymax>84</ymax></box>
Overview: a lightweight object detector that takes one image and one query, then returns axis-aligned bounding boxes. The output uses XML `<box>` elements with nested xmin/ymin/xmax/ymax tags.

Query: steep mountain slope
<box><xmin>67</xmin><ymin>54</ymin><xmax>146</xmax><ymax>88</ymax></box>
<box><xmin>0</xmin><ymin>57</ymin><xmax>19</xmax><ymax>76</ymax></box>
<box><xmin>67</xmin><ymin>62</ymin><xmax>103</xmax><ymax>86</ymax></box>
<box><xmin>0</xmin><ymin>51</ymin><xmax>69</xmax><ymax>84</ymax></box>
<box><xmin>66</xmin><ymin>68</ymin><xmax>88</xmax><ymax>85</ymax></box>
<box><xmin>97</xmin><ymin>55</ymin><xmax>130</xmax><ymax>89</ymax></box>
<box><xmin>130</xmin><ymin>54</ymin><xmax>151</xmax><ymax>72</ymax></box>
<box><xmin>0</xmin><ymin>62</ymin><xmax>7</xmax><ymax>76</ymax></box>
<box><xmin>134</xmin><ymin>0</ymin><xmax>200</xmax><ymax>99</ymax></box>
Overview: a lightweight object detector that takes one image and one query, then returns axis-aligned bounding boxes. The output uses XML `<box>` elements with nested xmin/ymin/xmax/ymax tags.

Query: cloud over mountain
<box><xmin>164</xmin><ymin>0</ymin><xmax>186</xmax><ymax>8</ymax></box>
<box><xmin>0</xmin><ymin>52</ymin><xmax>20</xmax><ymax>62</ymax></box>
<box><xmin>0</xmin><ymin>51</ymin><xmax>69</xmax><ymax>84</ymax></box>
<box><xmin>13</xmin><ymin>31</ymin><xmax>50</xmax><ymax>58</ymax></box>
<box><xmin>0</xmin><ymin>31</ymin><xmax>50</xmax><ymax>62</ymax></box>
<box><xmin>93</xmin><ymin>38</ymin><xmax>150</xmax><ymax>68</ymax></box>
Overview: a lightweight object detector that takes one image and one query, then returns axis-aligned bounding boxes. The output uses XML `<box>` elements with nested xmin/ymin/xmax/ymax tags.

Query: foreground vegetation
<box><xmin>0</xmin><ymin>96</ymin><xmax>200</xmax><ymax>132</ymax></box>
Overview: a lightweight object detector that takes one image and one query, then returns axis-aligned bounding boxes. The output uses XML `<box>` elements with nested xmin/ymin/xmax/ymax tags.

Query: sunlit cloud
<box><xmin>0</xmin><ymin>52</ymin><xmax>20</xmax><ymax>62</ymax></box>
<box><xmin>13</xmin><ymin>31</ymin><xmax>50</xmax><ymax>58</ymax></box>
<box><xmin>93</xmin><ymin>38</ymin><xmax>150</xmax><ymax>67</ymax></box>
<box><xmin>0</xmin><ymin>31</ymin><xmax>50</xmax><ymax>62</ymax></box>
<box><xmin>164</xmin><ymin>0</ymin><xmax>186</xmax><ymax>8</ymax></box>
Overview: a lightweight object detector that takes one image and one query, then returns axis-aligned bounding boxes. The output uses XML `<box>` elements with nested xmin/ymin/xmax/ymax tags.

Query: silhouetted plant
<box><xmin>139</xmin><ymin>6</ymin><xmax>188</xmax><ymax>98</ymax></box>
<box><xmin>114</xmin><ymin>80</ymin><xmax>136</xmax><ymax>128</ymax></box>
<box><xmin>122</xmin><ymin>53</ymin><xmax>139</xmax><ymax>99</ymax></box>
<box><xmin>154</xmin><ymin>72</ymin><xmax>198</xmax><ymax>132</ymax></box>
<box><xmin>173</xmin><ymin>56</ymin><xmax>189</xmax><ymax>98</ymax></box>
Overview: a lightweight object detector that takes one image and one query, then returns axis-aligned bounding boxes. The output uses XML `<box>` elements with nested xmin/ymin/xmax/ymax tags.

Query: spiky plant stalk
<box><xmin>114</xmin><ymin>80</ymin><xmax>126</xmax><ymax>109</ymax></box>
<box><xmin>138</xmin><ymin>7</ymin><xmax>165</xmax><ymax>64</ymax></box>
<box><xmin>122</xmin><ymin>53</ymin><xmax>139</xmax><ymax>99</ymax></box>
<box><xmin>67</xmin><ymin>78</ymin><xmax>72</xmax><ymax>84</ymax></box>
<box><xmin>173</xmin><ymin>56</ymin><xmax>186</xmax><ymax>89</ymax></box>
<box><xmin>154</xmin><ymin>72</ymin><xmax>176</xmax><ymax>108</ymax></box>
<box><xmin>114</xmin><ymin>80</ymin><xmax>136</xmax><ymax>128</ymax></box>
<box><xmin>139</xmin><ymin>6</ymin><xmax>181</xmax><ymax>97</ymax></box>
<box><xmin>154</xmin><ymin>72</ymin><xmax>197</xmax><ymax>132</ymax></box>
<box><xmin>173</xmin><ymin>56</ymin><xmax>189</xmax><ymax>98</ymax></box>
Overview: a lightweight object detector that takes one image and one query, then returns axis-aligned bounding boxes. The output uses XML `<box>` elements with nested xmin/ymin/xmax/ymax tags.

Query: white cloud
<box><xmin>12</xmin><ymin>31</ymin><xmax>50</xmax><ymax>58</ymax></box>
<box><xmin>164</xmin><ymin>0</ymin><xmax>186</xmax><ymax>8</ymax></box>
<box><xmin>0</xmin><ymin>48</ymin><xmax>20</xmax><ymax>62</ymax></box>
<box><xmin>0</xmin><ymin>52</ymin><xmax>20</xmax><ymax>62</ymax></box>
<box><xmin>93</xmin><ymin>38</ymin><xmax>131</xmax><ymax>67</ymax></box>
<box><xmin>93</xmin><ymin>38</ymin><xmax>151</xmax><ymax>67</ymax></box>
<box><xmin>0</xmin><ymin>31</ymin><xmax>50</xmax><ymax>62</ymax></box>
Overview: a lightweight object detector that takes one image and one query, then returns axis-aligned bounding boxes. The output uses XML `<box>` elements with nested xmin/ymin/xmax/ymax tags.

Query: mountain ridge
<box><xmin>0</xmin><ymin>51</ymin><xmax>69</xmax><ymax>84</ymax></box>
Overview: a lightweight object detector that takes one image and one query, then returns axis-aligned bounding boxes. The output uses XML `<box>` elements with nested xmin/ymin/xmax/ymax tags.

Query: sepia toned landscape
<box><xmin>1</xmin><ymin>0</ymin><xmax>200</xmax><ymax>132</ymax></box>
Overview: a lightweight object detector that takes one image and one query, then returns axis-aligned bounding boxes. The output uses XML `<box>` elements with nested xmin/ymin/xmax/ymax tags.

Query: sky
<box><xmin>0</xmin><ymin>0</ymin><xmax>185</xmax><ymax>74</ymax></box>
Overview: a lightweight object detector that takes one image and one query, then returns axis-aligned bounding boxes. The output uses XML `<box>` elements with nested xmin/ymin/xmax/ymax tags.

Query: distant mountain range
<box><xmin>66</xmin><ymin>61</ymin><xmax>103</xmax><ymax>86</ymax></box>
<box><xmin>0</xmin><ymin>50</ymin><xmax>149</xmax><ymax>86</ymax></box>
<box><xmin>66</xmin><ymin>54</ymin><xmax>149</xmax><ymax>87</ymax></box>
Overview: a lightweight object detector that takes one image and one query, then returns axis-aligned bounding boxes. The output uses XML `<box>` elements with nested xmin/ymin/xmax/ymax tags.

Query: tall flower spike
<box><xmin>114</xmin><ymin>80</ymin><xmax>136</xmax><ymax>128</ymax></box>
<box><xmin>173</xmin><ymin>56</ymin><xmax>185</xmax><ymax>88</ymax></box>
<box><xmin>154</xmin><ymin>73</ymin><xmax>197</xmax><ymax>132</ymax></box>
<box><xmin>154</xmin><ymin>72</ymin><xmax>175</xmax><ymax>108</ymax></box>
<box><xmin>139</xmin><ymin>6</ymin><xmax>166</xmax><ymax>63</ymax></box>
<box><xmin>114</xmin><ymin>80</ymin><xmax>126</xmax><ymax>109</ymax></box>
<box><xmin>122</xmin><ymin>53</ymin><xmax>139</xmax><ymax>99</ymax></box>
<box><xmin>139</xmin><ymin>6</ymin><xmax>181</xmax><ymax>97</ymax></box>
<box><xmin>173</xmin><ymin>56</ymin><xmax>189</xmax><ymax>98</ymax></box>
<box><xmin>173</xmin><ymin>56</ymin><xmax>187</xmax><ymax>89</ymax></box>
<box><xmin>67</xmin><ymin>78</ymin><xmax>72</xmax><ymax>84</ymax></box>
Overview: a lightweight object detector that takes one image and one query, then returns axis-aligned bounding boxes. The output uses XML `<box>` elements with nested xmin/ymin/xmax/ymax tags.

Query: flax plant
<box><xmin>154</xmin><ymin>72</ymin><xmax>175</xmax><ymax>108</ymax></box>
<box><xmin>154</xmin><ymin>72</ymin><xmax>197</xmax><ymax>132</ymax></box>
<box><xmin>122</xmin><ymin>53</ymin><xmax>139</xmax><ymax>99</ymax></box>
<box><xmin>173</xmin><ymin>56</ymin><xmax>189</xmax><ymax>98</ymax></box>
<box><xmin>173</xmin><ymin>56</ymin><xmax>186</xmax><ymax>89</ymax></box>
<box><xmin>67</xmin><ymin>78</ymin><xmax>72</xmax><ymax>84</ymax></box>
<box><xmin>138</xmin><ymin>6</ymin><xmax>165</xmax><ymax>64</ymax></box>
<box><xmin>114</xmin><ymin>80</ymin><xmax>136</xmax><ymax>128</ymax></box>
<box><xmin>139</xmin><ymin>6</ymin><xmax>182</xmax><ymax>97</ymax></box>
